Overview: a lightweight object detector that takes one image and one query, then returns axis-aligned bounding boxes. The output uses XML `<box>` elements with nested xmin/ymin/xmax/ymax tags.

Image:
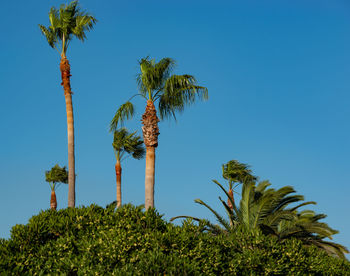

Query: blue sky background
<box><xmin>1</xmin><ymin>0</ymin><xmax>349</xmax><ymax>256</ymax></box>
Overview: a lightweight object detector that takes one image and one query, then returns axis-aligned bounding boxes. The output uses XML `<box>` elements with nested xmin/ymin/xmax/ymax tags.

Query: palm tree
<box><xmin>222</xmin><ymin>160</ymin><xmax>257</xmax><ymax>209</ymax></box>
<box><xmin>110</xmin><ymin>57</ymin><xmax>208</xmax><ymax>209</ymax></box>
<box><xmin>45</xmin><ymin>164</ymin><xmax>68</xmax><ymax>210</ymax></box>
<box><xmin>39</xmin><ymin>1</ymin><xmax>97</xmax><ymax>207</ymax></box>
<box><xmin>272</xmin><ymin>210</ymin><xmax>349</xmax><ymax>259</ymax></box>
<box><xmin>172</xmin><ymin>179</ymin><xmax>348</xmax><ymax>258</ymax></box>
<box><xmin>112</xmin><ymin>128</ymin><xmax>145</xmax><ymax>207</ymax></box>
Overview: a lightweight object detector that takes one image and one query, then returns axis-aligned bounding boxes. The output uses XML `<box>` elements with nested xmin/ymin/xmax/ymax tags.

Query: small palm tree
<box><xmin>112</xmin><ymin>128</ymin><xmax>145</xmax><ymax>207</ymax></box>
<box><xmin>110</xmin><ymin>57</ymin><xmax>208</xmax><ymax>209</ymax></box>
<box><xmin>39</xmin><ymin>1</ymin><xmax>97</xmax><ymax>207</ymax></box>
<box><xmin>222</xmin><ymin>160</ymin><xmax>257</xmax><ymax>209</ymax></box>
<box><xmin>45</xmin><ymin>164</ymin><xmax>68</xmax><ymax>210</ymax></box>
<box><xmin>172</xmin><ymin>179</ymin><xmax>348</xmax><ymax>258</ymax></box>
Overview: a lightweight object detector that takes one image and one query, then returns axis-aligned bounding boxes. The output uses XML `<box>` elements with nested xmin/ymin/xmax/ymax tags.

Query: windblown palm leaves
<box><xmin>112</xmin><ymin>128</ymin><xmax>145</xmax><ymax>207</ymax></box>
<box><xmin>110</xmin><ymin>57</ymin><xmax>208</xmax><ymax>209</ymax></box>
<box><xmin>45</xmin><ymin>164</ymin><xmax>68</xmax><ymax>190</ymax></box>
<box><xmin>110</xmin><ymin>57</ymin><xmax>208</xmax><ymax>131</ymax></box>
<box><xmin>112</xmin><ymin>128</ymin><xmax>145</xmax><ymax>161</ymax></box>
<box><xmin>171</xmin><ymin>178</ymin><xmax>348</xmax><ymax>259</ymax></box>
<box><xmin>39</xmin><ymin>1</ymin><xmax>96</xmax><ymax>56</ymax></box>
<box><xmin>221</xmin><ymin>160</ymin><xmax>257</xmax><ymax>209</ymax></box>
<box><xmin>272</xmin><ymin>210</ymin><xmax>349</xmax><ymax>259</ymax></box>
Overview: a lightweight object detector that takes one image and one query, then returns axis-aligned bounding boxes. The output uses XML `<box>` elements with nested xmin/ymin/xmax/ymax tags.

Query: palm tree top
<box><xmin>45</xmin><ymin>164</ymin><xmax>68</xmax><ymax>184</ymax></box>
<box><xmin>110</xmin><ymin>57</ymin><xmax>208</xmax><ymax>131</ymax></box>
<box><xmin>45</xmin><ymin>164</ymin><xmax>68</xmax><ymax>191</ymax></box>
<box><xmin>39</xmin><ymin>1</ymin><xmax>97</xmax><ymax>56</ymax></box>
<box><xmin>222</xmin><ymin>160</ymin><xmax>257</xmax><ymax>188</ymax></box>
<box><xmin>112</xmin><ymin>128</ymin><xmax>145</xmax><ymax>161</ymax></box>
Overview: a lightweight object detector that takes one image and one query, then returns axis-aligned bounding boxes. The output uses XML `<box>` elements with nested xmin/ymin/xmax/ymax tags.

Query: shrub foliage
<box><xmin>0</xmin><ymin>204</ymin><xmax>349</xmax><ymax>275</ymax></box>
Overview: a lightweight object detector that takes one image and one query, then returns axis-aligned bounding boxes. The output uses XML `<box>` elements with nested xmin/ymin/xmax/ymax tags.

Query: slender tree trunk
<box><xmin>60</xmin><ymin>56</ymin><xmax>76</xmax><ymax>208</ymax></box>
<box><xmin>141</xmin><ymin>100</ymin><xmax>159</xmax><ymax>210</ymax></box>
<box><xmin>144</xmin><ymin>147</ymin><xmax>155</xmax><ymax>209</ymax></box>
<box><xmin>228</xmin><ymin>188</ymin><xmax>234</xmax><ymax>227</ymax></box>
<box><xmin>227</xmin><ymin>188</ymin><xmax>234</xmax><ymax>210</ymax></box>
<box><xmin>50</xmin><ymin>190</ymin><xmax>57</xmax><ymax>210</ymax></box>
<box><xmin>115</xmin><ymin>160</ymin><xmax>122</xmax><ymax>207</ymax></box>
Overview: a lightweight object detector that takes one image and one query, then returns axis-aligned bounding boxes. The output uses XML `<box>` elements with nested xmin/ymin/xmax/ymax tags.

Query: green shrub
<box><xmin>0</xmin><ymin>204</ymin><xmax>349</xmax><ymax>275</ymax></box>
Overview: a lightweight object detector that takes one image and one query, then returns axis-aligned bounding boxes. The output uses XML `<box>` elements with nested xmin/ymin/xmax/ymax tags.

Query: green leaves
<box><xmin>1</xmin><ymin>204</ymin><xmax>349</xmax><ymax>274</ymax></box>
<box><xmin>39</xmin><ymin>1</ymin><xmax>97</xmax><ymax>55</ymax></box>
<box><xmin>222</xmin><ymin>160</ymin><xmax>257</xmax><ymax>189</ymax></box>
<box><xmin>110</xmin><ymin>101</ymin><xmax>135</xmax><ymax>132</ymax></box>
<box><xmin>159</xmin><ymin>74</ymin><xmax>208</xmax><ymax>120</ymax></box>
<box><xmin>178</xmin><ymin>162</ymin><xmax>349</xmax><ymax>259</ymax></box>
<box><xmin>45</xmin><ymin>164</ymin><xmax>68</xmax><ymax>191</ymax></box>
<box><xmin>112</xmin><ymin>128</ymin><xmax>145</xmax><ymax>161</ymax></box>
<box><xmin>134</xmin><ymin>56</ymin><xmax>208</xmax><ymax>120</ymax></box>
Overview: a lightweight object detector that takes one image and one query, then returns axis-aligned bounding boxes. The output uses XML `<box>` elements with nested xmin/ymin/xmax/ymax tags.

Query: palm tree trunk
<box><xmin>60</xmin><ymin>56</ymin><xmax>76</xmax><ymax>208</ymax></box>
<box><xmin>144</xmin><ymin>146</ymin><xmax>155</xmax><ymax>209</ymax></box>
<box><xmin>50</xmin><ymin>190</ymin><xmax>57</xmax><ymax>210</ymax></box>
<box><xmin>141</xmin><ymin>100</ymin><xmax>159</xmax><ymax>210</ymax></box>
<box><xmin>227</xmin><ymin>188</ymin><xmax>234</xmax><ymax>210</ymax></box>
<box><xmin>115</xmin><ymin>160</ymin><xmax>122</xmax><ymax>207</ymax></box>
<box><xmin>228</xmin><ymin>188</ymin><xmax>234</xmax><ymax>227</ymax></box>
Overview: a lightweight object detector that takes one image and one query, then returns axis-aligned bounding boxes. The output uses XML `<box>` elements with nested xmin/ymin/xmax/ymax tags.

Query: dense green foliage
<box><xmin>173</xmin><ymin>179</ymin><xmax>348</xmax><ymax>259</ymax></box>
<box><xmin>45</xmin><ymin>164</ymin><xmax>68</xmax><ymax>191</ymax></box>
<box><xmin>1</xmin><ymin>204</ymin><xmax>349</xmax><ymax>275</ymax></box>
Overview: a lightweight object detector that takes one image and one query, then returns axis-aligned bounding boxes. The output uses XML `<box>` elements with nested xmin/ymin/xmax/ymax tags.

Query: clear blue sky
<box><xmin>1</xmin><ymin>0</ymin><xmax>349</xmax><ymax>256</ymax></box>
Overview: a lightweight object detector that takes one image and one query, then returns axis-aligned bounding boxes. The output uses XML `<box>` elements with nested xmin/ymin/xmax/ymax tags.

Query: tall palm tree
<box><xmin>222</xmin><ymin>160</ymin><xmax>257</xmax><ymax>209</ymax></box>
<box><xmin>45</xmin><ymin>164</ymin><xmax>68</xmax><ymax>210</ymax></box>
<box><xmin>39</xmin><ymin>1</ymin><xmax>97</xmax><ymax>207</ymax></box>
<box><xmin>110</xmin><ymin>57</ymin><xmax>208</xmax><ymax>209</ymax></box>
<box><xmin>112</xmin><ymin>128</ymin><xmax>145</xmax><ymax>207</ymax></box>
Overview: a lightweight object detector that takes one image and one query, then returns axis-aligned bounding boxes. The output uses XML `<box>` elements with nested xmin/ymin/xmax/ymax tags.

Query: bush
<box><xmin>0</xmin><ymin>204</ymin><xmax>349</xmax><ymax>275</ymax></box>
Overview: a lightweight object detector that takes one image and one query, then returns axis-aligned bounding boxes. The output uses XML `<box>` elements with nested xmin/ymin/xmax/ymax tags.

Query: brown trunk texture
<box><xmin>50</xmin><ymin>190</ymin><xmax>57</xmax><ymax>210</ymax></box>
<box><xmin>227</xmin><ymin>189</ymin><xmax>234</xmax><ymax>210</ymax></box>
<box><xmin>141</xmin><ymin>100</ymin><xmax>160</xmax><ymax>147</ymax></box>
<box><xmin>60</xmin><ymin>56</ymin><xmax>76</xmax><ymax>208</ymax></box>
<box><xmin>115</xmin><ymin>161</ymin><xmax>122</xmax><ymax>207</ymax></box>
<box><xmin>141</xmin><ymin>101</ymin><xmax>159</xmax><ymax>210</ymax></box>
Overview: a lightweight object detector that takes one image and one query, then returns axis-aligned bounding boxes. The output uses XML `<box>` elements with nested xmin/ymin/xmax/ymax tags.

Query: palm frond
<box><xmin>39</xmin><ymin>1</ymin><xmax>96</xmax><ymax>55</ymax></box>
<box><xmin>112</xmin><ymin>127</ymin><xmax>145</xmax><ymax>161</ymax></box>
<box><xmin>194</xmin><ymin>199</ymin><xmax>231</xmax><ymax>232</ymax></box>
<box><xmin>158</xmin><ymin>74</ymin><xmax>208</xmax><ymax>120</ymax></box>
<box><xmin>38</xmin><ymin>25</ymin><xmax>58</xmax><ymax>49</ymax></box>
<box><xmin>218</xmin><ymin>197</ymin><xmax>238</xmax><ymax>228</ymax></box>
<box><xmin>212</xmin><ymin>180</ymin><xmax>240</xmax><ymax>218</ymax></box>
<box><xmin>110</xmin><ymin>102</ymin><xmax>135</xmax><ymax>131</ymax></box>
<box><xmin>45</xmin><ymin>164</ymin><xmax>68</xmax><ymax>190</ymax></box>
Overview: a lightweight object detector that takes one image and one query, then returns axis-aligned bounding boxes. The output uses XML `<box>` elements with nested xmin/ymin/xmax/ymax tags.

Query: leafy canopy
<box><xmin>172</xmin><ymin>166</ymin><xmax>349</xmax><ymax>259</ymax></box>
<box><xmin>39</xmin><ymin>1</ymin><xmax>97</xmax><ymax>56</ymax></box>
<box><xmin>112</xmin><ymin>128</ymin><xmax>145</xmax><ymax>161</ymax></box>
<box><xmin>110</xmin><ymin>57</ymin><xmax>208</xmax><ymax>131</ymax></box>
<box><xmin>45</xmin><ymin>164</ymin><xmax>68</xmax><ymax>191</ymax></box>
<box><xmin>222</xmin><ymin>160</ymin><xmax>257</xmax><ymax>189</ymax></box>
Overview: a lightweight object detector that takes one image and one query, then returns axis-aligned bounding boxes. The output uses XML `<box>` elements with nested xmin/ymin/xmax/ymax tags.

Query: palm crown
<box><xmin>39</xmin><ymin>1</ymin><xmax>96</xmax><ymax>56</ymax></box>
<box><xmin>112</xmin><ymin>128</ymin><xmax>145</xmax><ymax>162</ymax></box>
<box><xmin>110</xmin><ymin>57</ymin><xmax>208</xmax><ymax>130</ymax></box>
<box><xmin>45</xmin><ymin>164</ymin><xmax>68</xmax><ymax>191</ymax></box>
<box><xmin>222</xmin><ymin>160</ymin><xmax>257</xmax><ymax>190</ymax></box>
